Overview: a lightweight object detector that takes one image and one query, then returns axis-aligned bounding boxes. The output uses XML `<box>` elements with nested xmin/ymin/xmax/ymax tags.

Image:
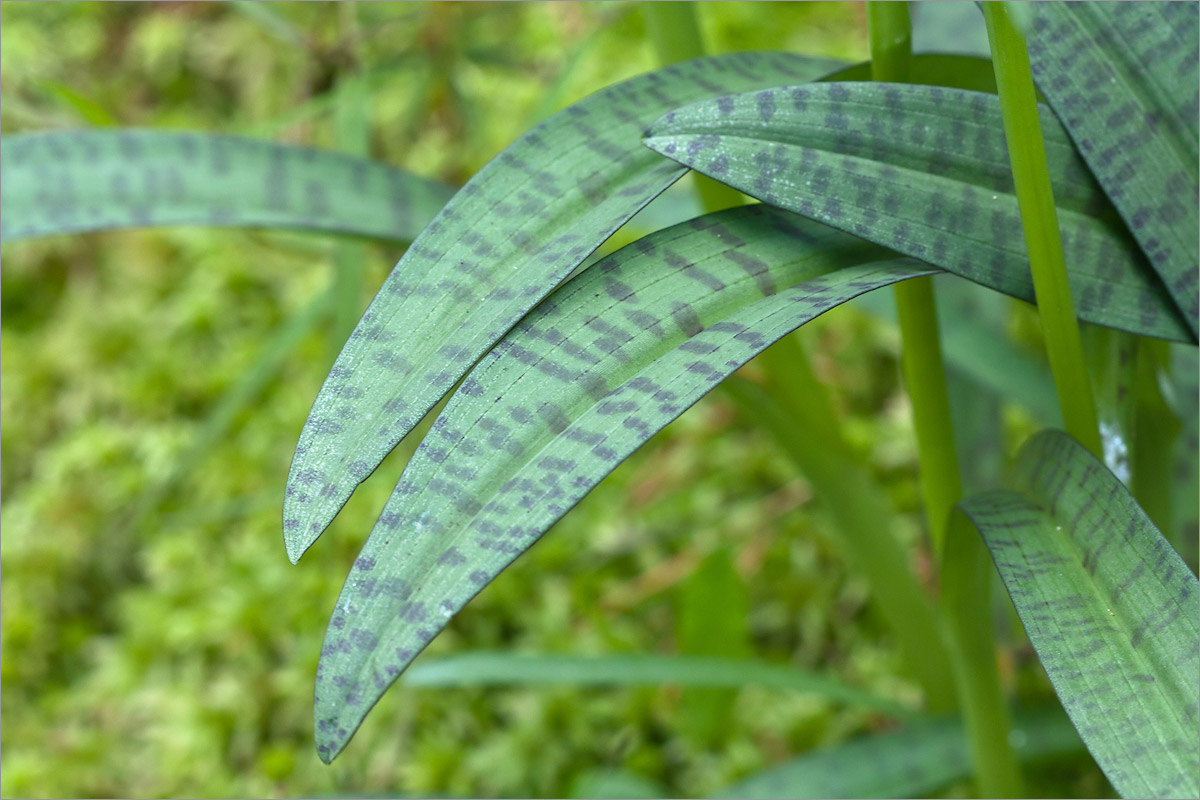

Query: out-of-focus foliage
<box><xmin>1</xmin><ymin>3</ymin><xmax>1111</xmax><ymax>797</ymax></box>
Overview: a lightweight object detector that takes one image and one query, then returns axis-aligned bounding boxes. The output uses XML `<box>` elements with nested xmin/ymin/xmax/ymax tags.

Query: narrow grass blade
<box><xmin>958</xmin><ymin>430</ymin><xmax>1200</xmax><ymax>799</ymax></box>
<box><xmin>714</xmin><ymin>707</ymin><xmax>1084</xmax><ymax>800</ymax></box>
<box><xmin>1026</xmin><ymin>2</ymin><xmax>1200</xmax><ymax>336</ymax></box>
<box><xmin>403</xmin><ymin>652</ymin><xmax>909</xmax><ymax>715</ymax></box>
<box><xmin>283</xmin><ymin>53</ymin><xmax>842</xmax><ymax>563</ymax></box>
<box><xmin>643</xmin><ymin>82</ymin><xmax>1193</xmax><ymax>343</ymax></box>
<box><xmin>0</xmin><ymin>130</ymin><xmax>453</xmax><ymax>244</ymax></box>
<box><xmin>312</xmin><ymin>206</ymin><xmax>933</xmax><ymax>762</ymax></box>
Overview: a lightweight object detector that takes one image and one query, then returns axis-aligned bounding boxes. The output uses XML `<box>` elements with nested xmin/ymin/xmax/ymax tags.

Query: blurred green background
<box><xmin>0</xmin><ymin>3</ymin><xmax>1115</xmax><ymax>798</ymax></box>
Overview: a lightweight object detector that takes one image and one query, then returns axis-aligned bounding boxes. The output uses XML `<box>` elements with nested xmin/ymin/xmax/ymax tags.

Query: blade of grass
<box><xmin>982</xmin><ymin>2</ymin><xmax>1101</xmax><ymax>456</ymax></box>
<box><xmin>403</xmin><ymin>652</ymin><xmax>912</xmax><ymax>716</ymax></box>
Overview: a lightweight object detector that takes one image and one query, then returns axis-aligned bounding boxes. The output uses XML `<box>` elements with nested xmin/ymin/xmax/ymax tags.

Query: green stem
<box><xmin>943</xmin><ymin>513</ymin><xmax>1025</xmax><ymax>798</ymax></box>
<box><xmin>871</xmin><ymin>3</ymin><xmax>1019</xmax><ymax>789</ymax></box>
<box><xmin>982</xmin><ymin>1</ymin><xmax>1102</xmax><ymax>456</ymax></box>
<box><xmin>1132</xmin><ymin>338</ymin><xmax>1181</xmax><ymax>539</ymax></box>
<box><xmin>868</xmin><ymin>1</ymin><xmax>963</xmax><ymax>556</ymax></box>
<box><xmin>644</xmin><ymin>0</ymin><xmax>956</xmax><ymax>713</ymax></box>
<box><xmin>642</xmin><ymin>1</ymin><xmax>744</xmax><ymax>212</ymax></box>
<box><xmin>330</xmin><ymin>4</ymin><xmax>370</xmax><ymax>358</ymax></box>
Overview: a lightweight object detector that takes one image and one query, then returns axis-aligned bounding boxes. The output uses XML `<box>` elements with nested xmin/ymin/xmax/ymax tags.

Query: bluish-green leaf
<box><xmin>958</xmin><ymin>430</ymin><xmax>1200</xmax><ymax>799</ymax></box>
<box><xmin>283</xmin><ymin>53</ymin><xmax>842</xmax><ymax>563</ymax></box>
<box><xmin>643</xmin><ymin>81</ymin><xmax>1193</xmax><ymax>343</ymax></box>
<box><xmin>312</xmin><ymin>206</ymin><xmax>932</xmax><ymax>762</ymax></box>
<box><xmin>715</xmin><ymin>707</ymin><xmax>1085</xmax><ymax>799</ymax></box>
<box><xmin>1026</xmin><ymin>1</ymin><xmax>1200</xmax><ymax>336</ymax></box>
<box><xmin>0</xmin><ymin>130</ymin><xmax>453</xmax><ymax>244</ymax></box>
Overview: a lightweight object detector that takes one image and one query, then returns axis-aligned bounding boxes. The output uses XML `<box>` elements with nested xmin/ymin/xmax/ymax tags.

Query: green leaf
<box><xmin>714</xmin><ymin>707</ymin><xmax>1085</xmax><ymax>799</ymax></box>
<box><xmin>403</xmin><ymin>652</ymin><xmax>909</xmax><ymax>715</ymax></box>
<box><xmin>957</xmin><ymin>429</ymin><xmax>1200</xmax><ymax>799</ymax></box>
<box><xmin>0</xmin><ymin>130</ymin><xmax>454</xmax><ymax>245</ymax></box>
<box><xmin>642</xmin><ymin>81</ymin><xmax>1193</xmax><ymax>343</ymax></box>
<box><xmin>676</xmin><ymin>548</ymin><xmax>751</xmax><ymax>744</ymax></box>
<box><xmin>1026</xmin><ymin>2</ymin><xmax>1200</xmax><ymax>337</ymax></box>
<box><xmin>283</xmin><ymin>53</ymin><xmax>841</xmax><ymax>563</ymax></box>
<box><xmin>312</xmin><ymin>206</ymin><xmax>933</xmax><ymax>762</ymax></box>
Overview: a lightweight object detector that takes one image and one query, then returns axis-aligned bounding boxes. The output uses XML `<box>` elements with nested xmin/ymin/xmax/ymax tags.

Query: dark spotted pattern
<box><xmin>1026</xmin><ymin>2</ymin><xmax>1199</xmax><ymax>337</ymax></box>
<box><xmin>0</xmin><ymin>130</ymin><xmax>454</xmax><ymax>244</ymax></box>
<box><xmin>283</xmin><ymin>53</ymin><xmax>842</xmax><ymax>563</ymax></box>
<box><xmin>311</xmin><ymin>205</ymin><xmax>932</xmax><ymax>762</ymax></box>
<box><xmin>959</xmin><ymin>430</ymin><xmax>1199</xmax><ymax>799</ymax></box>
<box><xmin>643</xmin><ymin>81</ymin><xmax>1193</xmax><ymax>343</ymax></box>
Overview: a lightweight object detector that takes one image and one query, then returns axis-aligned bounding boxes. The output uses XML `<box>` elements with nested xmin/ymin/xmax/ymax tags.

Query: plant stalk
<box><xmin>870</xmin><ymin>3</ymin><xmax>1019</xmax><ymax>788</ymax></box>
<box><xmin>867</xmin><ymin>2</ymin><xmax>963</xmax><ymax>556</ymax></box>
<box><xmin>982</xmin><ymin>1</ymin><xmax>1102</xmax><ymax>456</ymax></box>
<box><xmin>644</xmin><ymin>0</ymin><xmax>957</xmax><ymax>713</ymax></box>
<box><xmin>943</xmin><ymin>513</ymin><xmax>1025</xmax><ymax>798</ymax></box>
<box><xmin>642</xmin><ymin>1</ymin><xmax>744</xmax><ymax>213</ymax></box>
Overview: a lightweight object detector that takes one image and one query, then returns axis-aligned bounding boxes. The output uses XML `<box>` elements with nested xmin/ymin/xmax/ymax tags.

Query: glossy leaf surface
<box><xmin>0</xmin><ymin>130</ymin><xmax>453</xmax><ymax>244</ymax></box>
<box><xmin>1027</xmin><ymin>1</ymin><xmax>1200</xmax><ymax>336</ymax></box>
<box><xmin>283</xmin><ymin>53</ymin><xmax>841</xmax><ymax>562</ymax></box>
<box><xmin>717</xmin><ymin>708</ymin><xmax>1083</xmax><ymax>799</ymax></box>
<box><xmin>643</xmin><ymin>82</ymin><xmax>1193</xmax><ymax>343</ymax></box>
<box><xmin>959</xmin><ymin>430</ymin><xmax>1200</xmax><ymax>799</ymax></box>
<box><xmin>312</xmin><ymin>206</ymin><xmax>933</xmax><ymax>761</ymax></box>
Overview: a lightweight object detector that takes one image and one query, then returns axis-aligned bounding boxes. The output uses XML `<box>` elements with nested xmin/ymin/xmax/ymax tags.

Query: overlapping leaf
<box><xmin>282</xmin><ymin>53</ymin><xmax>841</xmax><ymax>562</ymax></box>
<box><xmin>717</xmin><ymin>708</ymin><xmax>1083</xmax><ymax>800</ymax></box>
<box><xmin>311</xmin><ymin>205</ymin><xmax>934</xmax><ymax>761</ymax></box>
<box><xmin>958</xmin><ymin>430</ymin><xmax>1200</xmax><ymax>799</ymax></box>
<box><xmin>1026</xmin><ymin>2</ymin><xmax>1200</xmax><ymax>336</ymax></box>
<box><xmin>0</xmin><ymin>130</ymin><xmax>453</xmax><ymax>244</ymax></box>
<box><xmin>642</xmin><ymin>81</ymin><xmax>1193</xmax><ymax>343</ymax></box>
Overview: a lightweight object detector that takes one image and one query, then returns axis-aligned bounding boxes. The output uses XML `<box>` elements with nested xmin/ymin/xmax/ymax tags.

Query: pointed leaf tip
<box><xmin>283</xmin><ymin>51</ymin><xmax>844</xmax><ymax>559</ymax></box>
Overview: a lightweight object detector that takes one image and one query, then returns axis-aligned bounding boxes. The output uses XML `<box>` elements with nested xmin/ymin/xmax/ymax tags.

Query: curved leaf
<box><xmin>642</xmin><ymin>81</ymin><xmax>1193</xmax><ymax>343</ymax></box>
<box><xmin>283</xmin><ymin>52</ymin><xmax>842</xmax><ymax>563</ymax></box>
<box><xmin>958</xmin><ymin>430</ymin><xmax>1200</xmax><ymax>799</ymax></box>
<box><xmin>716</xmin><ymin>708</ymin><xmax>1084</xmax><ymax>800</ymax></box>
<box><xmin>312</xmin><ymin>206</ymin><xmax>933</xmax><ymax>762</ymax></box>
<box><xmin>403</xmin><ymin>652</ymin><xmax>911</xmax><ymax>716</ymax></box>
<box><xmin>0</xmin><ymin>129</ymin><xmax>453</xmax><ymax>244</ymax></box>
<box><xmin>1027</xmin><ymin>2</ymin><xmax>1200</xmax><ymax>336</ymax></box>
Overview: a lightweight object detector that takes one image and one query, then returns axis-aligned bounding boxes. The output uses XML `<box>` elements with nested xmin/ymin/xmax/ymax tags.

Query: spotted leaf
<box><xmin>0</xmin><ymin>130</ymin><xmax>453</xmax><ymax>244</ymax></box>
<box><xmin>956</xmin><ymin>430</ymin><xmax>1200</xmax><ymax>799</ymax></box>
<box><xmin>643</xmin><ymin>81</ymin><xmax>1193</xmax><ymax>343</ymax></box>
<box><xmin>283</xmin><ymin>53</ymin><xmax>842</xmax><ymax>563</ymax></box>
<box><xmin>1026</xmin><ymin>1</ymin><xmax>1200</xmax><ymax>337</ymax></box>
<box><xmin>311</xmin><ymin>205</ymin><xmax>933</xmax><ymax>762</ymax></box>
